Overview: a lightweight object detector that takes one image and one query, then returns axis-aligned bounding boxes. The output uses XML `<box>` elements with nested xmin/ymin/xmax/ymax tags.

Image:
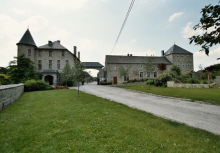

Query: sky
<box><xmin>0</xmin><ymin>0</ymin><xmax>220</xmax><ymax>76</ymax></box>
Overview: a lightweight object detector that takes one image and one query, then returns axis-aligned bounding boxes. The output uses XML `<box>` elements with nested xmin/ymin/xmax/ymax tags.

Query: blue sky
<box><xmin>0</xmin><ymin>0</ymin><xmax>220</xmax><ymax>76</ymax></box>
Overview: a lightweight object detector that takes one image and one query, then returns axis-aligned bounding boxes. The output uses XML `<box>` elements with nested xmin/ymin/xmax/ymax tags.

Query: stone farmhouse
<box><xmin>17</xmin><ymin>29</ymin><xmax>80</xmax><ymax>86</ymax></box>
<box><xmin>101</xmin><ymin>44</ymin><xmax>193</xmax><ymax>84</ymax></box>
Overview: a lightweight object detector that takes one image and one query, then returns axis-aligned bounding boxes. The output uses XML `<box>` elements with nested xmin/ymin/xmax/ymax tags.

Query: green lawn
<box><xmin>114</xmin><ymin>84</ymin><xmax>220</xmax><ymax>105</ymax></box>
<box><xmin>0</xmin><ymin>89</ymin><xmax>219</xmax><ymax>152</ymax></box>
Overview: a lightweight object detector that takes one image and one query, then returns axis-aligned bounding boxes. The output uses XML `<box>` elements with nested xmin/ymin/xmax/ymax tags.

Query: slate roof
<box><xmin>164</xmin><ymin>44</ymin><xmax>192</xmax><ymax>55</ymax></box>
<box><xmin>38</xmin><ymin>41</ymin><xmax>67</xmax><ymax>50</ymax></box>
<box><xmin>17</xmin><ymin>29</ymin><xmax>37</xmax><ymax>47</ymax></box>
<box><xmin>105</xmin><ymin>55</ymin><xmax>172</xmax><ymax>65</ymax></box>
<box><xmin>81</xmin><ymin>62</ymin><xmax>104</xmax><ymax>68</ymax></box>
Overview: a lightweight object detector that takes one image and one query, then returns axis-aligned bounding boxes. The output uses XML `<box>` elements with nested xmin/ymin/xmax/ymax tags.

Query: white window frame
<box><xmin>153</xmin><ymin>72</ymin><xmax>158</xmax><ymax>78</ymax></box>
<box><xmin>139</xmin><ymin>71</ymin><xmax>144</xmax><ymax>78</ymax></box>
<box><xmin>140</xmin><ymin>65</ymin><xmax>143</xmax><ymax>68</ymax></box>
<box><xmin>182</xmin><ymin>64</ymin><xmax>185</xmax><ymax>67</ymax></box>
<box><xmin>177</xmin><ymin>64</ymin><xmax>180</xmax><ymax>67</ymax></box>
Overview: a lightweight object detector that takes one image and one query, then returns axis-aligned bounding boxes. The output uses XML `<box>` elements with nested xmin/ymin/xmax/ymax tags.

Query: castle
<box><xmin>17</xmin><ymin>29</ymin><xmax>80</xmax><ymax>86</ymax></box>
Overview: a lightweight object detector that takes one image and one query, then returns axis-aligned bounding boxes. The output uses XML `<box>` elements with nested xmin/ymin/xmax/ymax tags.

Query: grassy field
<box><xmin>0</xmin><ymin>89</ymin><xmax>220</xmax><ymax>152</ymax></box>
<box><xmin>114</xmin><ymin>84</ymin><xmax>220</xmax><ymax>105</ymax></box>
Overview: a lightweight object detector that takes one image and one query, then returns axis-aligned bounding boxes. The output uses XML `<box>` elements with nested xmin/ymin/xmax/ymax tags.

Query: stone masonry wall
<box><xmin>107</xmin><ymin>63</ymin><xmax>172</xmax><ymax>84</ymax></box>
<box><xmin>0</xmin><ymin>84</ymin><xmax>24</xmax><ymax>111</ymax></box>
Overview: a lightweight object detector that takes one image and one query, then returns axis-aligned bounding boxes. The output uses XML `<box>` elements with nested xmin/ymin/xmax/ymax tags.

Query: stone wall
<box><xmin>167</xmin><ymin>81</ymin><xmax>217</xmax><ymax>88</ymax></box>
<box><xmin>0</xmin><ymin>84</ymin><xmax>24</xmax><ymax>111</ymax></box>
<box><xmin>216</xmin><ymin>76</ymin><xmax>220</xmax><ymax>85</ymax></box>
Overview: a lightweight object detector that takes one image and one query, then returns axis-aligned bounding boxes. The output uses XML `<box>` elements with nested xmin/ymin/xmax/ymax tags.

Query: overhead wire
<box><xmin>110</xmin><ymin>0</ymin><xmax>136</xmax><ymax>54</ymax></box>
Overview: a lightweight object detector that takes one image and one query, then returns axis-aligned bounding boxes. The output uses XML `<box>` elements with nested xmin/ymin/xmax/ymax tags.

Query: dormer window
<box><xmin>28</xmin><ymin>49</ymin><xmax>31</xmax><ymax>56</ymax></box>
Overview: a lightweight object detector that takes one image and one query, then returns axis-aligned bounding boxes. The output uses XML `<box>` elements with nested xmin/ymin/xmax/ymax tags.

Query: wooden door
<box><xmin>113</xmin><ymin>77</ymin><xmax>117</xmax><ymax>84</ymax></box>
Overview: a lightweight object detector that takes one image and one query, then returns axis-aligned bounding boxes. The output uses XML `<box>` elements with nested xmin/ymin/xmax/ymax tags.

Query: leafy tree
<box><xmin>60</xmin><ymin>63</ymin><xmax>73</xmax><ymax>88</ymax></box>
<box><xmin>0</xmin><ymin>67</ymin><xmax>8</xmax><ymax>74</ymax></box>
<box><xmin>171</xmin><ymin>65</ymin><xmax>181</xmax><ymax>76</ymax></box>
<box><xmin>72</xmin><ymin>61</ymin><xmax>85</xmax><ymax>97</ymax></box>
<box><xmin>0</xmin><ymin>74</ymin><xmax>10</xmax><ymax>85</ymax></box>
<box><xmin>189</xmin><ymin>3</ymin><xmax>220</xmax><ymax>55</ymax></box>
<box><xmin>7</xmin><ymin>54</ymin><xmax>38</xmax><ymax>84</ymax></box>
<box><xmin>143</xmin><ymin>57</ymin><xmax>156</xmax><ymax>90</ymax></box>
<box><xmin>118</xmin><ymin>66</ymin><xmax>129</xmax><ymax>82</ymax></box>
<box><xmin>158</xmin><ymin>63</ymin><xmax>167</xmax><ymax>74</ymax></box>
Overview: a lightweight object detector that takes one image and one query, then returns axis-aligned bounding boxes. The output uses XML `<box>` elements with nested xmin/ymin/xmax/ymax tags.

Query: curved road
<box><xmin>71</xmin><ymin>82</ymin><xmax>220</xmax><ymax>135</ymax></box>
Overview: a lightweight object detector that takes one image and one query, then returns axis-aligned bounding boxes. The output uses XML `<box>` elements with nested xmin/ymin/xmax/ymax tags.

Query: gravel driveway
<box><xmin>70</xmin><ymin>82</ymin><xmax>220</xmax><ymax>135</ymax></box>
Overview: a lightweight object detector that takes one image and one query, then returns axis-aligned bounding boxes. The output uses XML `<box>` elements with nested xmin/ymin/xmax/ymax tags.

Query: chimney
<box><xmin>161</xmin><ymin>50</ymin><xmax>164</xmax><ymax>56</ymax></box>
<box><xmin>127</xmin><ymin>54</ymin><xmax>129</xmax><ymax>56</ymax></box>
<box><xmin>130</xmin><ymin>54</ymin><xmax>132</xmax><ymax>56</ymax></box>
<box><xmin>74</xmin><ymin>46</ymin><xmax>77</xmax><ymax>55</ymax></box>
<box><xmin>78</xmin><ymin>51</ymin><xmax>80</xmax><ymax>60</ymax></box>
<box><xmin>57</xmin><ymin>40</ymin><xmax>60</xmax><ymax>43</ymax></box>
<box><xmin>48</xmin><ymin>41</ymin><xmax>52</xmax><ymax>46</ymax></box>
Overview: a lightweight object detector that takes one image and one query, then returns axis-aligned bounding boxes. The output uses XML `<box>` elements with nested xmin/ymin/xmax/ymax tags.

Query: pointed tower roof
<box><xmin>17</xmin><ymin>29</ymin><xmax>37</xmax><ymax>47</ymax></box>
<box><xmin>164</xmin><ymin>44</ymin><xmax>192</xmax><ymax>55</ymax></box>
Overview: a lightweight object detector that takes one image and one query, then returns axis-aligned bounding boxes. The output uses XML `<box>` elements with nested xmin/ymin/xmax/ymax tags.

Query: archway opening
<box><xmin>45</xmin><ymin>75</ymin><xmax>53</xmax><ymax>85</ymax></box>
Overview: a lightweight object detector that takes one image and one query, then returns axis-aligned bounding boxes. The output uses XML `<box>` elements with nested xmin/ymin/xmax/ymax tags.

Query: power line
<box><xmin>110</xmin><ymin>0</ymin><xmax>136</xmax><ymax>54</ymax></box>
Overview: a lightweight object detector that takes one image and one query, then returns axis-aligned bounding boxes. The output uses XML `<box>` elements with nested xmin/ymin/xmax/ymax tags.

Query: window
<box><xmin>147</xmin><ymin>72</ymin><xmax>151</xmax><ymax>78</ymax></box>
<box><xmin>139</xmin><ymin>72</ymin><xmax>144</xmax><ymax>78</ymax></box>
<box><xmin>38</xmin><ymin>60</ymin><xmax>42</xmax><ymax>70</ymax></box>
<box><xmin>62</xmin><ymin>51</ymin><xmax>65</xmax><ymax>56</ymax></box>
<box><xmin>181</xmin><ymin>55</ymin><xmax>184</xmax><ymax>58</ymax></box>
<box><xmin>28</xmin><ymin>49</ymin><xmax>31</xmax><ymax>56</ymax></box>
<box><xmin>177</xmin><ymin>55</ymin><xmax>179</xmax><ymax>58</ymax></box>
<box><xmin>49</xmin><ymin>51</ymin><xmax>52</xmax><ymax>57</ymax></box>
<box><xmin>49</xmin><ymin>60</ymin><xmax>52</xmax><ymax>69</ymax></box>
<box><xmin>57</xmin><ymin>60</ymin><xmax>60</xmax><ymax>70</ymax></box>
<box><xmin>187</xmin><ymin>64</ymin><xmax>190</xmax><ymax>68</ymax></box>
<box><xmin>38</xmin><ymin>51</ymin><xmax>42</xmax><ymax>57</ymax></box>
<box><xmin>113</xmin><ymin>66</ymin><xmax>117</xmax><ymax>71</ymax></box>
<box><xmin>124</xmin><ymin>76</ymin><xmax>129</xmax><ymax>81</ymax></box>
<box><xmin>182</xmin><ymin>64</ymin><xmax>185</xmax><ymax>67</ymax></box>
<box><xmin>187</xmin><ymin>55</ymin><xmax>189</xmax><ymax>58</ymax></box>
<box><xmin>154</xmin><ymin>72</ymin><xmax>158</xmax><ymax>78</ymax></box>
<box><xmin>140</xmin><ymin>65</ymin><xmax>143</xmax><ymax>68</ymax></box>
<box><xmin>177</xmin><ymin>64</ymin><xmax>180</xmax><ymax>67</ymax></box>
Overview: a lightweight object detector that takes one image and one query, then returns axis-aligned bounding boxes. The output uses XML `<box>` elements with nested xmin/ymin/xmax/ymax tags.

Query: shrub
<box><xmin>182</xmin><ymin>74</ymin><xmax>191</xmax><ymax>78</ymax></box>
<box><xmin>195</xmin><ymin>79</ymin><xmax>201</xmax><ymax>84</ymax></box>
<box><xmin>61</xmin><ymin>80</ymin><xmax>74</xmax><ymax>87</ymax></box>
<box><xmin>176</xmin><ymin>76</ymin><xmax>183</xmax><ymax>80</ymax></box>
<box><xmin>182</xmin><ymin>80</ymin><xmax>187</xmax><ymax>83</ymax></box>
<box><xmin>133</xmin><ymin>79</ymin><xmax>137</xmax><ymax>82</ymax></box>
<box><xmin>203</xmin><ymin>80</ymin><xmax>208</xmax><ymax>84</ymax></box>
<box><xmin>187</xmin><ymin>78</ymin><xmax>196</xmax><ymax>84</ymax></box>
<box><xmin>24</xmin><ymin>79</ymin><xmax>52</xmax><ymax>92</ymax></box>
<box><xmin>146</xmin><ymin>80</ymin><xmax>154</xmax><ymax>85</ymax></box>
<box><xmin>187</xmin><ymin>79</ymin><xmax>192</xmax><ymax>84</ymax></box>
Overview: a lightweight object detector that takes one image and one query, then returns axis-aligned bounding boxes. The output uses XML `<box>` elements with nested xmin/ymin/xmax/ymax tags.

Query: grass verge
<box><xmin>0</xmin><ymin>89</ymin><xmax>220</xmax><ymax>152</ymax></box>
<box><xmin>114</xmin><ymin>84</ymin><xmax>220</xmax><ymax>105</ymax></box>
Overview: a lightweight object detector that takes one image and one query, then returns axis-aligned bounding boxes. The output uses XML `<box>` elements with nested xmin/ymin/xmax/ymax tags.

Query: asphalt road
<box><xmin>70</xmin><ymin>82</ymin><xmax>220</xmax><ymax>135</ymax></box>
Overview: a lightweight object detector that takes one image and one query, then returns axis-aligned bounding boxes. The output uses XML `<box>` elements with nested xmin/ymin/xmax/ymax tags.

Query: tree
<box><xmin>118</xmin><ymin>66</ymin><xmax>129</xmax><ymax>82</ymax></box>
<box><xmin>171</xmin><ymin>65</ymin><xmax>181</xmax><ymax>76</ymax></box>
<box><xmin>72</xmin><ymin>61</ymin><xmax>84</xmax><ymax>97</ymax></box>
<box><xmin>0</xmin><ymin>67</ymin><xmax>8</xmax><ymax>74</ymax></box>
<box><xmin>189</xmin><ymin>3</ymin><xmax>220</xmax><ymax>55</ymax></box>
<box><xmin>143</xmin><ymin>57</ymin><xmax>156</xmax><ymax>90</ymax></box>
<box><xmin>158</xmin><ymin>63</ymin><xmax>167</xmax><ymax>74</ymax></box>
<box><xmin>7</xmin><ymin>54</ymin><xmax>38</xmax><ymax>84</ymax></box>
<box><xmin>60</xmin><ymin>63</ymin><xmax>73</xmax><ymax>88</ymax></box>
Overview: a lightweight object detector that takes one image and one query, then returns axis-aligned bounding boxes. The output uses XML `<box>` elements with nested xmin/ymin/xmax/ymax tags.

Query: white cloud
<box><xmin>194</xmin><ymin>47</ymin><xmax>220</xmax><ymax>71</ymax></box>
<box><xmin>21</xmin><ymin>16</ymin><xmax>48</xmax><ymax>32</ymax></box>
<box><xmin>169</xmin><ymin>12</ymin><xmax>183</xmax><ymax>22</ymax></box>
<box><xmin>30</xmin><ymin>0</ymin><xmax>89</xmax><ymax>10</ymax></box>
<box><xmin>181</xmin><ymin>22</ymin><xmax>215</xmax><ymax>39</ymax></box>
<box><xmin>14</xmin><ymin>9</ymin><xmax>29</xmax><ymax>15</ymax></box>
<box><xmin>48</xmin><ymin>29</ymin><xmax>71</xmax><ymax>40</ymax></box>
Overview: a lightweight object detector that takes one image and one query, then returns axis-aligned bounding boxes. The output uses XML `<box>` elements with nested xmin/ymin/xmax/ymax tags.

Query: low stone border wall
<box><xmin>0</xmin><ymin>84</ymin><xmax>24</xmax><ymax>111</ymax></box>
<box><xmin>167</xmin><ymin>81</ymin><xmax>217</xmax><ymax>88</ymax></box>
